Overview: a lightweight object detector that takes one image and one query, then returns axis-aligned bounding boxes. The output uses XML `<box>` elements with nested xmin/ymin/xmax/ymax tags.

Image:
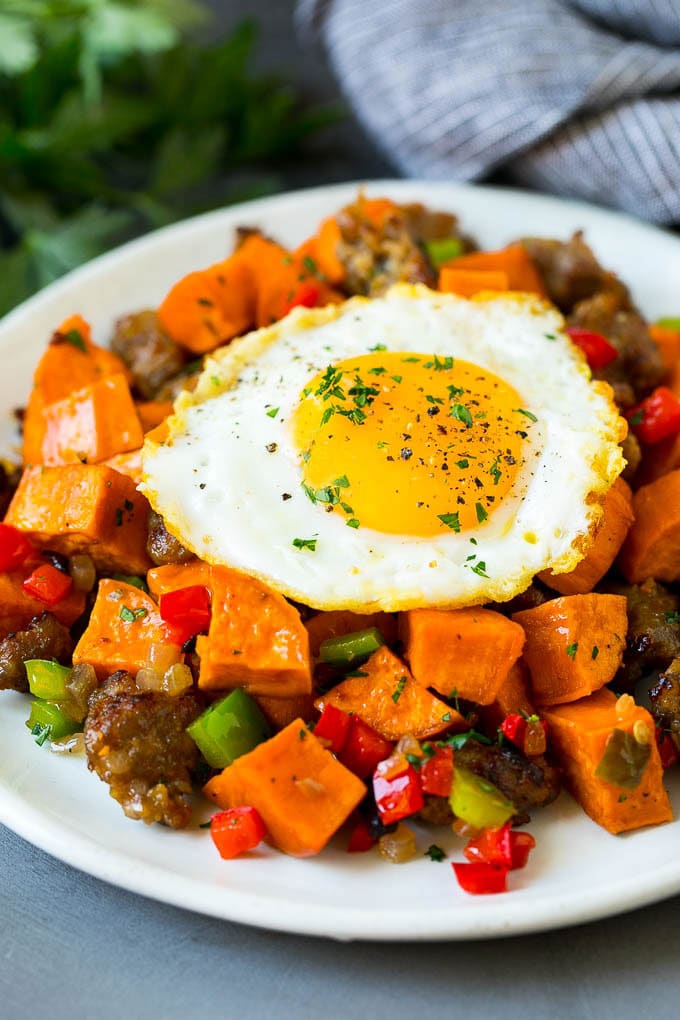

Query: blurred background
<box><xmin>0</xmin><ymin>0</ymin><xmax>386</xmax><ymax>316</ymax></box>
<box><xmin>3</xmin><ymin>0</ymin><xmax>679</xmax><ymax>316</ymax></box>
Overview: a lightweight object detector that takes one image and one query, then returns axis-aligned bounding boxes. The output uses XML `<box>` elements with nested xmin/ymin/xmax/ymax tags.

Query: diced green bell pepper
<box><xmin>318</xmin><ymin>627</ymin><xmax>384</xmax><ymax>668</ymax></box>
<box><xmin>449</xmin><ymin>766</ymin><xmax>515</xmax><ymax>829</ymax></box>
<box><xmin>594</xmin><ymin>728</ymin><xmax>651</xmax><ymax>790</ymax></box>
<box><xmin>26</xmin><ymin>699</ymin><xmax>81</xmax><ymax>744</ymax></box>
<box><xmin>425</xmin><ymin>237</ymin><xmax>464</xmax><ymax>269</ymax></box>
<box><xmin>25</xmin><ymin>659</ymin><xmax>72</xmax><ymax>701</ymax></box>
<box><xmin>656</xmin><ymin>317</ymin><xmax>680</xmax><ymax>331</ymax></box>
<box><xmin>187</xmin><ymin>688</ymin><xmax>270</xmax><ymax>769</ymax></box>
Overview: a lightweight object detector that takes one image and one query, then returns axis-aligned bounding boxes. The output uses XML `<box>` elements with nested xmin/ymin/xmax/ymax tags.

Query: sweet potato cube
<box><xmin>477</xmin><ymin>660</ymin><xmax>535</xmax><ymax>732</ymax></box>
<box><xmin>539</xmin><ymin>478</ymin><xmax>634</xmax><ymax>595</ymax></box>
<box><xmin>157</xmin><ymin>256</ymin><xmax>256</xmax><ymax>355</ymax></box>
<box><xmin>401</xmin><ymin>607</ymin><xmax>525</xmax><ymax>705</ymax></box>
<box><xmin>5</xmin><ymin>464</ymin><xmax>151</xmax><ymax>575</ymax></box>
<box><xmin>618</xmin><ymin>469</ymin><xmax>680</xmax><ymax>583</ymax></box>
<box><xmin>204</xmin><ymin>719</ymin><xmax>366</xmax><ymax>856</ymax></box>
<box><xmin>315</xmin><ymin>646</ymin><xmax>463</xmax><ymax>741</ymax></box>
<box><xmin>146</xmin><ymin>561</ymin><xmax>210</xmax><ymax>599</ymax></box>
<box><xmin>253</xmin><ymin>694</ymin><xmax>317</xmax><ymax>733</ymax></box>
<box><xmin>22</xmin><ymin>314</ymin><xmax>131</xmax><ymax>464</ymax></box>
<box><xmin>305</xmin><ymin>609</ymin><xmax>398</xmax><ymax>659</ymax></box>
<box><xmin>440</xmin><ymin>244</ymin><xmax>546</xmax><ymax>294</ymax></box>
<box><xmin>135</xmin><ymin>400</ymin><xmax>173</xmax><ymax>433</ymax></box>
<box><xmin>0</xmin><ymin>560</ymin><xmax>86</xmax><ymax>635</ymax></box>
<box><xmin>438</xmin><ymin>268</ymin><xmax>509</xmax><ymax>298</ymax></box>
<box><xmin>543</xmin><ymin>690</ymin><xmax>672</xmax><ymax>833</ymax></box>
<box><xmin>73</xmin><ymin>579</ymin><xmax>180</xmax><ymax>681</ymax></box>
<box><xmin>195</xmin><ymin>566</ymin><xmax>311</xmax><ymax>696</ymax></box>
<box><xmin>41</xmin><ymin>374</ymin><xmax>143</xmax><ymax>466</ymax></box>
<box><xmin>512</xmin><ymin>594</ymin><xmax>627</xmax><ymax>706</ymax></box>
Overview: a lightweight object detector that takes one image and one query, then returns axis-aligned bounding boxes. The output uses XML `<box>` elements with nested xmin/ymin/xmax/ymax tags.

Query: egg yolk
<box><xmin>293</xmin><ymin>352</ymin><xmax>533</xmax><ymax>537</ymax></box>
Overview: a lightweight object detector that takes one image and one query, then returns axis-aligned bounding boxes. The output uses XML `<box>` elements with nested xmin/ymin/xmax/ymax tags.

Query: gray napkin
<box><xmin>298</xmin><ymin>0</ymin><xmax>680</xmax><ymax>223</ymax></box>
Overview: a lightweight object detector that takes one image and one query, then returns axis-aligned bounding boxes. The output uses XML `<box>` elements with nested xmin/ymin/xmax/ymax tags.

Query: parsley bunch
<box><xmin>0</xmin><ymin>1</ymin><xmax>339</xmax><ymax>314</ymax></box>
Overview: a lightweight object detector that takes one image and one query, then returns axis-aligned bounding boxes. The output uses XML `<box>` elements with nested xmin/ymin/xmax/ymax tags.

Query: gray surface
<box><xmin>2</xmin><ymin>821</ymin><xmax>679</xmax><ymax>1020</ymax></box>
<box><xmin>2</xmin><ymin>4</ymin><xmax>679</xmax><ymax>1018</ymax></box>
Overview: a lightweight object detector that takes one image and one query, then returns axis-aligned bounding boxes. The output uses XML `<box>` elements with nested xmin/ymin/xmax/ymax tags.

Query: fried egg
<box><xmin>141</xmin><ymin>285</ymin><xmax>626</xmax><ymax>611</ymax></box>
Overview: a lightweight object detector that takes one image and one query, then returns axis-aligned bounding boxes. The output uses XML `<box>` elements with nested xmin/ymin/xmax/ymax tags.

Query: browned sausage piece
<box><xmin>111</xmin><ymin>310</ymin><xmax>186</xmax><ymax>400</ymax></box>
<box><xmin>0</xmin><ymin>612</ymin><xmax>74</xmax><ymax>692</ymax></box>
<box><xmin>84</xmin><ymin>671</ymin><xmax>201</xmax><ymax>828</ymax></box>
<box><xmin>146</xmin><ymin>510</ymin><xmax>194</xmax><ymax>566</ymax></box>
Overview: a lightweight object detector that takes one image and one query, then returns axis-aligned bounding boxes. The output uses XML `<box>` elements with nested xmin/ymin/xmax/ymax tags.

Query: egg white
<box><xmin>141</xmin><ymin>285</ymin><xmax>625</xmax><ymax>611</ymax></box>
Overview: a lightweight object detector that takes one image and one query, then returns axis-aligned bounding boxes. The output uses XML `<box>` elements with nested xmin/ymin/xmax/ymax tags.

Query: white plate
<box><xmin>1</xmin><ymin>181</ymin><xmax>679</xmax><ymax>941</ymax></box>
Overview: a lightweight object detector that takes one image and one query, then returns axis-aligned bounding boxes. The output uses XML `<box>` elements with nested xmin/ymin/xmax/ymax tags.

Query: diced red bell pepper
<box><xmin>22</xmin><ymin>562</ymin><xmax>72</xmax><ymax>606</ymax></box>
<box><xmin>282</xmin><ymin>281</ymin><xmax>322</xmax><ymax>316</ymax></box>
<box><xmin>210</xmin><ymin>806</ymin><xmax>268</xmax><ymax>859</ymax></box>
<box><xmin>0</xmin><ymin>523</ymin><xmax>34</xmax><ymax>572</ymax></box>
<box><xmin>501</xmin><ymin>713</ymin><xmax>547</xmax><ymax>757</ymax></box>
<box><xmin>346</xmin><ymin>815</ymin><xmax>376</xmax><ymax>853</ymax></box>
<box><xmin>452</xmin><ymin>861</ymin><xmax>509</xmax><ymax>895</ymax></box>
<box><xmin>314</xmin><ymin>704</ymin><xmax>352</xmax><ymax>754</ymax></box>
<box><xmin>463</xmin><ymin>822</ymin><xmax>536</xmax><ymax>871</ymax></box>
<box><xmin>338</xmin><ymin>716</ymin><xmax>393</xmax><ymax>778</ymax></box>
<box><xmin>565</xmin><ymin>327</ymin><xmax>618</xmax><ymax>370</ymax></box>
<box><xmin>655</xmin><ymin>725</ymin><xmax>679</xmax><ymax>770</ymax></box>
<box><xmin>501</xmin><ymin>713</ymin><xmax>525</xmax><ymax>745</ymax></box>
<box><xmin>419</xmin><ymin>745</ymin><xmax>454</xmax><ymax>797</ymax></box>
<box><xmin>159</xmin><ymin>585</ymin><xmax>211</xmax><ymax>643</ymax></box>
<box><xmin>627</xmin><ymin>386</ymin><xmax>680</xmax><ymax>445</ymax></box>
<box><xmin>373</xmin><ymin>755</ymin><xmax>424</xmax><ymax>826</ymax></box>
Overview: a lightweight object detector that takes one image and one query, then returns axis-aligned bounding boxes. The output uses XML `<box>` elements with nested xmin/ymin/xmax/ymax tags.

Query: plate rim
<box><xmin>1</xmin><ymin>177</ymin><xmax>679</xmax><ymax>941</ymax></box>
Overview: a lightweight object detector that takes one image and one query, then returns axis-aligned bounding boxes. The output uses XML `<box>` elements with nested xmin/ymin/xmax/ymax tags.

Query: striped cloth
<box><xmin>297</xmin><ymin>0</ymin><xmax>680</xmax><ymax>224</ymax></box>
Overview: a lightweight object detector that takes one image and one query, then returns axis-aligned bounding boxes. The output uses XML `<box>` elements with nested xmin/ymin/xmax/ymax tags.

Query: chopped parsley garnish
<box><xmin>119</xmin><ymin>605</ymin><xmax>147</xmax><ymax>622</ymax></box>
<box><xmin>347</xmin><ymin>518</ymin><xmax>361</xmax><ymax>529</ymax></box>
<box><xmin>566</xmin><ymin>642</ymin><xmax>578</xmax><ymax>659</ymax></box>
<box><xmin>391</xmin><ymin>374</ymin><xmax>403</xmax><ymax>383</ymax></box>
<box><xmin>63</xmin><ymin>328</ymin><xmax>87</xmax><ymax>352</ymax></box>
<box><xmin>591</xmin><ymin>645</ymin><xmax>599</xmax><ymax>660</ymax></box>
<box><xmin>665</xmin><ymin>611</ymin><xmax>680</xmax><ymax>624</ymax></box>
<box><xmin>514</xmin><ymin>407</ymin><xmax>538</xmax><ymax>422</ymax></box>
<box><xmin>210</xmin><ymin>375</ymin><xmax>220</xmax><ymax>387</ymax></box>
<box><xmin>302</xmin><ymin>255</ymin><xmax>320</xmax><ymax>276</ymax></box>
<box><xmin>443</xmin><ymin>729</ymin><xmax>493</xmax><ymax>749</ymax></box>
<box><xmin>455</xmin><ymin>459</ymin><xmax>469</xmax><ymax>469</ymax></box>
<box><xmin>292</xmin><ymin>537</ymin><xmax>317</xmax><ymax>551</ymax></box>
<box><xmin>475</xmin><ymin>502</ymin><xmax>488</xmax><ymax>523</ymax></box>
<box><xmin>425</xmin><ymin>355</ymin><xmax>454</xmax><ymax>371</ymax></box>
<box><xmin>377</xmin><ymin>440</ymin><xmax>389</xmax><ymax>449</ymax></box>
<box><xmin>470</xmin><ymin>561</ymin><xmax>488</xmax><ymax>577</ymax></box>
<box><xmin>391</xmin><ymin>677</ymin><xmax>408</xmax><ymax>703</ymax></box>
<box><xmin>426</xmin><ymin>394</ymin><xmax>443</xmax><ymax>405</ymax></box>
<box><xmin>451</xmin><ymin>403</ymin><xmax>473</xmax><ymax>428</ymax></box>
<box><xmin>438</xmin><ymin>512</ymin><xmax>461</xmax><ymax>532</ymax></box>
<box><xmin>266</xmin><ymin>406</ymin><xmax>279</xmax><ymax>418</ymax></box>
<box><xmin>425</xmin><ymin>844</ymin><xmax>446</xmax><ymax>862</ymax></box>
<box><xmin>31</xmin><ymin>722</ymin><xmax>52</xmax><ymax>746</ymax></box>
<box><xmin>441</xmin><ymin>712</ymin><xmax>451</xmax><ymax>722</ymax></box>
<box><xmin>298</xmin><ymin>728</ymin><xmax>307</xmax><ymax>740</ymax></box>
<box><xmin>545</xmin><ymin>332</ymin><xmax>557</xmax><ymax>340</ymax></box>
<box><xmin>629</xmin><ymin>409</ymin><xmax>645</xmax><ymax>426</ymax></box>
<box><xmin>334</xmin><ymin>475</ymin><xmax>350</xmax><ymax>488</ymax></box>
<box><xmin>369</xmin><ymin>343</ymin><xmax>387</xmax><ymax>352</ymax></box>
<box><xmin>489</xmin><ymin>457</ymin><xmax>502</xmax><ymax>484</ymax></box>
<box><xmin>447</xmin><ymin>384</ymin><xmax>465</xmax><ymax>400</ymax></box>
<box><xmin>401</xmin><ymin>355</ymin><xmax>421</xmax><ymax>363</ymax></box>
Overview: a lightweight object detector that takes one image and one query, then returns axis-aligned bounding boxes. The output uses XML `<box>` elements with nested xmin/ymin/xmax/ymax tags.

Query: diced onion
<box><xmin>396</xmin><ymin>733</ymin><xmax>422</xmax><ymax>757</ymax></box>
<box><xmin>378</xmin><ymin>824</ymin><xmax>417</xmax><ymax>863</ymax></box>
<box><xmin>135</xmin><ymin>667</ymin><xmax>163</xmax><ymax>692</ymax></box>
<box><xmin>162</xmin><ymin>663</ymin><xmax>193</xmax><ymax>696</ymax></box>
<box><xmin>50</xmin><ymin>732</ymin><xmax>86</xmax><ymax>755</ymax></box>
<box><xmin>146</xmin><ymin>642</ymin><xmax>183</xmax><ymax>674</ymax></box>
<box><xmin>69</xmin><ymin>554</ymin><xmax>96</xmax><ymax>592</ymax></box>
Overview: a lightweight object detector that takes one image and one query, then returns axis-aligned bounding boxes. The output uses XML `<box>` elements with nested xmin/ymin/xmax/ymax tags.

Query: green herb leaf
<box><xmin>425</xmin><ymin>844</ymin><xmax>447</xmax><ymax>862</ymax></box>
<box><xmin>566</xmin><ymin>642</ymin><xmax>578</xmax><ymax>659</ymax></box>
<box><xmin>292</xmin><ymin>537</ymin><xmax>317</xmax><ymax>551</ymax></box>
<box><xmin>438</xmin><ymin>512</ymin><xmax>461</xmax><ymax>532</ymax></box>
<box><xmin>451</xmin><ymin>403</ymin><xmax>473</xmax><ymax>428</ymax></box>
<box><xmin>514</xmin><ymin>407</ymin><xmax>538</xmax><ymax>423</ymax></box>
